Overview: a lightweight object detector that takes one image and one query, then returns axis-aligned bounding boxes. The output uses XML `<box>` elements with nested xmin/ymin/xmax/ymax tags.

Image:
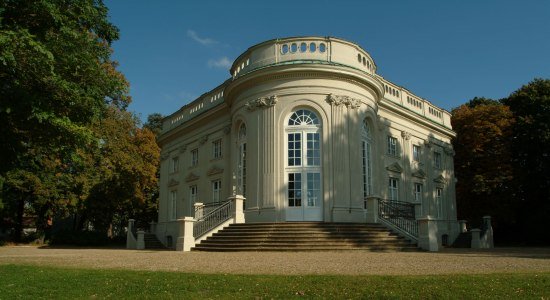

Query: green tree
<box><xmin>83</xmin><ymin>106</ymin><xmax>159</xmax><ymax>235</ymax></box>
<box><xmin>502</xmin><ymin>78</ymin><xmax>550</xmax><ymax>244</ymax></box>
<box><xmin>144</xmin><ymin>113</ymin><xmax>164</xmax><ymax>137</ymax></box>
<box><xmin>452</xmin><ymin>98</ymin><xmax>516</xmax><ymax>237</ymax></box>
<box><xmin>0</xmin><ymin>0</ymin><xmax>130</xmax><ymax>240</ymax></box>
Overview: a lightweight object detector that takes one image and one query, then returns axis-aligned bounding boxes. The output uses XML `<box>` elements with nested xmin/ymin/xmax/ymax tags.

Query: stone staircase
<box><xmin>192</xmin><ymin>222</ymin><xmax>418</xmax><ymax>251</ymax></box>
<box><xmin>143</xmin><ymin>233</ymin><xmax>167</xmax><ymax>250</ymax></box>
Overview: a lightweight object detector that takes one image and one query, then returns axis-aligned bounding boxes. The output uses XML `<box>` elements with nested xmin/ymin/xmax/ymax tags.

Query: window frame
<box><xmin>388</xmin><ymin>177</ymin><xmax>399</xmax><ymax>201</ymax></box>
<box><xmin>170</xmin><ymin>156</ymin><xmax>179</xmax><ymax>173</ymax></box>
<box><xmin>412</xmin><ymin>145</ymin><xmax>421</xmax><ymax>162</ymax></box>
<box><xmin>434</xmin><ymin>151</ymin><xmax>442</xmax><ymax>169</ymax></box>
<box><xmin>170</xmin><ymin>190</ymin><xmax>177</xmax><ymax>220</ymax></box>
<box><xmin>387</xmin><ymin>136</ymin><xmax>398</xmax><ymax>156</ymax></box>
<box><xmin>212</xmin><ymin>139</ymin><xmax>222</xmax><ymax>159</ymax></box>
<box><xmin>212</xmin><ymin>180</ymin><xmax>221</xmax><ymax>203</ymax></box>
<box><xmin>191</xmin><ymin>148</ymin><xmax>199</xmax><ymax>167</ymax></box>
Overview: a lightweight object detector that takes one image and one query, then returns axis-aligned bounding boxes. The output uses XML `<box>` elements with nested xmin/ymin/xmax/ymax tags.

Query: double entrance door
<box><xmin>285</xmin><ymin>131</ymin><xmax>323</xmax><ymax>221</ymax></box>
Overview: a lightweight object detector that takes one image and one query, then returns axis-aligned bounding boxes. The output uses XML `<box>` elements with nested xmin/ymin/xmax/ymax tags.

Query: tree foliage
<box><xmin>0</xmin><ymin>0</ymin><xmax>159</xmax><ymax>242</ymax></box>
<box><xmin>453</xmin><ymin>80</ymin><xmax>550</xmax><ymax>245</ymax></box>
<box><xmin>452</xmin><ymin>99</ymin><xmax>515</xmax><ymax>232</ymax></box>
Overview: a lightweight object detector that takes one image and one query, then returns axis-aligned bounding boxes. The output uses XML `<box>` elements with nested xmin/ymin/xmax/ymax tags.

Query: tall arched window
<box><xmin>237</xmin><ymin>123</ymin><xmax>247</xmax><ymax>197</ymax></box>
<box><xmin>362</xmin><ymin>119</ymin><xmax>373</xmax><ymax>207</ymax></box>
<box><xmin>285</xmin><ymin>109</ymin><xmax>322</xmax><ymax>221</ymax></box>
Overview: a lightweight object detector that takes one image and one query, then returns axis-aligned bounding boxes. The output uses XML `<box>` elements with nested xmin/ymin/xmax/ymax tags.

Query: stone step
<box><xmin>191</xmin><ymin>222</ymin><xmax>419</xmax><ymax>252</ymax></box>
<box><xmin>193</xmin><ymin>245</ymin><xmax>419</xmax><ymax>252</ymax></box>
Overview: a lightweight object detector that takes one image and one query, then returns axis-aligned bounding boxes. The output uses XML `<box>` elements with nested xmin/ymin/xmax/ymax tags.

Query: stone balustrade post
<box><xmin>365</xmin><ymin>197</ymin><xmax>379</xmax><ymax>223</ymax></box>
<box><xmin>136</xmin><ymin>230</ymin><xmax>145</xmax><ymax>250</ymax></box>
<box><xmin>176</xmin><ymin>217</ymin><xmax>195</xmax><ymax>252</ymax></box>
<box><xmin>471</xmin><ymin>229</ymin><xmax>481</xmax><ymax>249</ymax></box>
<box><xmin>194</xmin><ymin>202</ymin><xmax>204</xmax><ymax>219</ymax></box>
<box><xmin>481</xmin><ymin>216</ymin><xmax>494</xmax><ymax>248</ymax></box>
<box><xmin>126</xmin><ymin>219</ymin><xmax>136</xmax><ymax>249</ymax></box>
<box><xmin>149</xmin><ymin>221</ymin><xmax>157</xmax><ymax>234</ymax></box>
<box><xmin>459</xmin><ymin>220</ymin><xmax>468</xmax><ymax>233</ymax></box>
<box><xmin>418</xmin><ymin>216</ymin><xmax>439</xmax><ymax>251</ymax></box>
<box><xmin>229</xmin><ymin>195</ymin><xmax>245</xmax><ymax>224</ymax></box>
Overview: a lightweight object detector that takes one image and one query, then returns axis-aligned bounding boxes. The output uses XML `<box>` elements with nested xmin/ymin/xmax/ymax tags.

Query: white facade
<box><xmin>156</xmin><ymin>37</ymin><xmax>459</xmax><ymax>247</ymax></box>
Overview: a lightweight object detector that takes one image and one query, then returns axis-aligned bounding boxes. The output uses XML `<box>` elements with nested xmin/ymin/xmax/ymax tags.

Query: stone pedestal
<box><xmin>229</xmin><ymin>195</ymin><xmax>246</xmax><ymax>224</ymax></box>
<box><xmin>459</xmin><ymin>220</ymin><xmax>468</xmax><ymax>233</ymax></box>
<box><xmin>418</xmin><ymin>216</ymin><xmax>439</xmax><ymax>251</ymax></box>
<box><xmin>194</xmin><ymin>202</ymin><xmax>204</xmax><ymax>219</ymax></box>
<box><xmin>481</xmin><ymin>216</ymin><xmax>494</xmax><ymax>248</ymax></box>
<box><xmin>176</xmin><ymin>217</ymin><xmax>195</xmax><ymax>252</ymax></box>
<box><xmin>126</xmin><ymin>219</ymin><xmax>136</xmax><ymax>249</ymax></box>
<box><xmin>471</xmin><ymin>229</ymin><xmax>481</xmax><ymax>249</ymax></box>
<box><xmin>136</xmin><ymin>231</ymin><xmax>145</xmax><ymax>250</ymax></box>
<box><xmin>365</xmin><ymin>197</ymin><xmax>379</xmax><ymax>223</ymax></box>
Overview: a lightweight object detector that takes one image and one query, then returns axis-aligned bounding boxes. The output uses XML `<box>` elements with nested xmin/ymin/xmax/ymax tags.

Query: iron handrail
<box><xmin>378</xmin><ymin>199</ymin><xmax>418</xmax><ymax>238</ymax></box>
<box><xmin>193</xmin><ymin>200</ymin><xmax>233</xmax><ymax>238</ymax></box>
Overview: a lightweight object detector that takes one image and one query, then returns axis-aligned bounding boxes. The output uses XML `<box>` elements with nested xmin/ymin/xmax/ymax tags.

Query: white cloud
<box><xmin>186</xmin><ymin>29</ymin><xmax>217</xmax><ymax>46</ymax></box>
<box><xmin>207</xmin><ymin>57</ymin><xmax>232</xmax><ymax>69</ymax></box>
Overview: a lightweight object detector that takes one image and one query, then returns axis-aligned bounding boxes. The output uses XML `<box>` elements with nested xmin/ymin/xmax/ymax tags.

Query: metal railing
<box><xmin>193</xmin><ymin>200</ymin><xmax>233</xmax><ymax>239</ymax></box>
<box><xmin>378</xmin><ymin>199</ymin><xmax>418</xmax><ymax>238</ymax></box>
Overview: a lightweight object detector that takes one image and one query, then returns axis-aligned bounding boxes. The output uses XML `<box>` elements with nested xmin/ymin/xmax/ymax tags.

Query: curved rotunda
<box><xmin>156</xmin><ymin>37</ymin><xmax>459</xmax><ymax>248</ymax></box>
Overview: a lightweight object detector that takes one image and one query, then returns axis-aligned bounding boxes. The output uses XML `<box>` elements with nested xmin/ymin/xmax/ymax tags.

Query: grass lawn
<box><xmin>1</xmin><ymin>264</ymin><xmax>548</xmax><ymax>299</ymax></box>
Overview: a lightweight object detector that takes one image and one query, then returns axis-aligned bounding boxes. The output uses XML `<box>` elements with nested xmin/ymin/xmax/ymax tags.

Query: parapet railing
<box><xmin>378</xmin><ymin>199</ymin><xmax>418</xmax><ymax>239</ymax></box>
<box><xmin>193</xmin><ymin>200</ymin><xmax>233</xmax><ymax>239</ymax></box>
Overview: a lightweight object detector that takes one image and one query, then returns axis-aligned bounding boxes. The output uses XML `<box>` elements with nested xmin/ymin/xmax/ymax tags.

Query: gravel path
<box><xmin>0</xmin><ymin>246</ymin><xmax>549</xmax><ymax>275</ymax></box>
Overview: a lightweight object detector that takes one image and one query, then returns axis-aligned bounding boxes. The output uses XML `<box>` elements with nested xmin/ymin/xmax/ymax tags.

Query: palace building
<box><xmin>152</xmin><ymin>36</ymin><xmax>460</xmax><ymax>250</ymax></box>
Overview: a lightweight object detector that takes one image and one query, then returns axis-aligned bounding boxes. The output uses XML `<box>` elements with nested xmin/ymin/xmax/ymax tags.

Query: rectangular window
<box><xmin>189</xmin><ymin>185</ymin><xmax>198</xmax><ymax>204</ymax></box>
<box><xmin>435</xmin><ymin>188</ymin><xmax>444</xmax><ymax>218</ymax></box>
<box><xmin>288</xmin><ymin>173</ymin><xmax>302</xmax><ymax>207</ymax></box>
<box><xmin>171</xmin><ymin>156</ymin><xmax>179</xmax><ymax>173</ymax></box>
<box><xmin>414</xmin><ymin>183</ymin><xmax>423</xmax><ymax>202</ymax></box>
<box><xmin>288</xmin><ymin>133</ymin><xmax>302</xmax><ymax>166</ymax></box>
<box><xmin>170</xmin><ymin>190</ymin><xmax>177</xmax><ymax>220</ymax></box>
<box><xmin>306</xmin><ymin>173</ymin><xmax>321</xmax><ymax>207</ymax></box>
<box><xmin>306</xmin><ymin>133</ymin><xmax>320</xmax><ymax>166</ymax></box>
<box><xmin>388</xmin><ymin>177</ymin><xmax>399</xmax><ymax>201</ymax></box>
<box><xmin>191</xmin><ymin>149</ymin><xmax>199</xmax><ymax>167</ymax></box>
<box><xmin>434</xmin><ymin>151</ymin><xmax>442</xmax><ymax>169</ymax></box>
<box><xmin>413</xmin><ymin>145</ymin><xmax>421</xmax><ymax>162</ymax></box>
<box><xmin>212</xmin><ymin>139</ymin><xmax>222</xmax><ymax>159</ymax></box>
<box><xmin>387</xmin><ymin>136</ymin><xmax>398</xmax><ymax>156</ymax></box>
<box><xmin>212</xmin><ymin>180</ymin><xmax>221</xmax><ymax>203</ymax></box>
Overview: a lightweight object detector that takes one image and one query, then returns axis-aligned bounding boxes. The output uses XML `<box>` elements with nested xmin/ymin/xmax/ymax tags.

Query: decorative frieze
<box><xmin>223</xmin><ymin>125</ymin><xmax>231</xmax><ymax>135</ymax></box>
<box><xmin>433</xmin><ymin>175</ymin><xmax>447</xmax><ymax>184</ymax></box>
<box><xmin>185</xmin><ymin>173</ymin><xmax>200</xmax><ymax>182</ymax></box>
<box><xmin>168</xmin><ymin>179</ymin><xmax>179</xmax><ymax>187</ymax></box>
<box><xmin>424</xmin><ymin>140</ymin><xmax>433</xmax><ymax>148</ymax></box>
<box><xmin>199</xmin><ymin>135</ymin><xmax>208</xmax><ymax>145</ymax></box>
<box><xmin>207</xmin><ymin>166</ymin><xmax>224</xmax><ymax>176</ymax></box>
<box><xmin>245</xmin><ymin>95</ymin><xmax>278</xmax><ymax>111</ymax></box>
<box><xmin>160</xmin><ymin>152</ymin><xmax>170</xmax><ymax>161</ymax></box>
<box><xmin>325</xmin><ymin>94</ymin><xmax>362</xmax><ymax>109</ymax></box>
<box><xmin>444</xmin><ymin>147</ymin><xmax>455</xmax><ymax>156</ymax></box>
<box><xmin>386</xmin><ymin>162</ymin><xmax>403</xmax><ymax>173</ymax></box>
<box><xmin>179</xmin><ymin>145</ymin><xmax>187</xmax><ymax>153</ymax></box>
<box><xmin>401</xmin><ymin>131</ymin><xmax>411</xmax><ymax>140</ymax></box>
<box><xmin>412</xmin><ymin>169</ymin><xmax>426</xmax><ymax>179</ymax></box>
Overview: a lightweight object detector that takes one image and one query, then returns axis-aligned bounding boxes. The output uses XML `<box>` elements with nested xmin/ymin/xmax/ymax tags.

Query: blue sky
<box><xmin>105</xmin><ymin>0</ymin><xmax>550</xmax><ymax>123</ymax></box>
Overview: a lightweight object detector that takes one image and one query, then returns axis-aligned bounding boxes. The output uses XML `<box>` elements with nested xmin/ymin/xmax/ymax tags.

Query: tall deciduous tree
<box><xmin>502</xmin><ymin>79</ymin><xmax>550</xmax><ymax>244</ymax></box>
<box><xmin>0</xmin><ymin>0</ymin><xmax>130</xmax><ymax>240</ymax></box>
<box><xmin>452</xmin><ymin>98</ymin><xmax>515</xmax><ymax>236</ymax></box>
<box><xmin>83</xmin><ymin>106</ymin><xmax>159</xmax><ymax>235</ymax></box>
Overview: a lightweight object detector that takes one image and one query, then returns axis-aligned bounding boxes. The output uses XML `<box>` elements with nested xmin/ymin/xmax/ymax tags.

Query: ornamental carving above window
<box><xmin>245</xmin><ymin>95</ymin><xmax>278</xmax><ymax>111</ymax></box>
<box><xmin>326</xmin><ymin>94</ymin><xmax>362</xmax><ymax>109</ymax></box>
